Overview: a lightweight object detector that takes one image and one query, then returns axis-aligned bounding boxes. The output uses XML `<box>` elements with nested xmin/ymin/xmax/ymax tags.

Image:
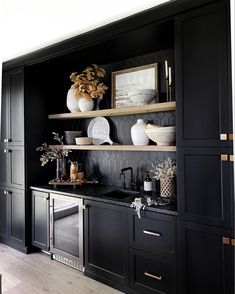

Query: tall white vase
<box><xmin>66</xmin><ymin>88</ymin><xmax>80</xmax><ymax>113</ymax></box>
<box><xmin>131</xmin><ymin>119</ymin><xmax>149</xmax><ymax>145</ymax></box>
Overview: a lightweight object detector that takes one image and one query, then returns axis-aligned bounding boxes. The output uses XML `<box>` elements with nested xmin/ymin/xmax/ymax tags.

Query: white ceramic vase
<box><xmin>131</xmin><ymin>119</ymin><xmax>149</xmax><ymax>145</ymax></box>
<box><xmin>78</xmin><ymin>98</ymin><xmax>94</xmax><ymax>112</ymax></box>
<box><xmin>66</xmin><ymin>88</ymin><xmax>80</xmax><ymax>113</ymax></box>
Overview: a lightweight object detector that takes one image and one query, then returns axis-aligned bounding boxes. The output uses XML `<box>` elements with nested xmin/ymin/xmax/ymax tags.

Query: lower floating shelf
<box><xmin>51</xmin><ymin>145</ymin><xmax>176</xmax><ymax>152</ymax></box>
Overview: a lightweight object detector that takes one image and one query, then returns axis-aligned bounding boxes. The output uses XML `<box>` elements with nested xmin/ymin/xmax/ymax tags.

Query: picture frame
<box><xmin>111</xmin><ymin>63</ymin><xmax>158</xmax><ymax>108</ymax></box>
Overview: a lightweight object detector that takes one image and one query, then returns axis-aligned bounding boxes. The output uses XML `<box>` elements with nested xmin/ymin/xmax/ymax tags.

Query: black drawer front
<box><xmin>129</xmin><ymin>210</ymin><xmax>176</xmax><ymax>257</ymax></box>
<box><xmin>130</xmin><ymin>249</ymin><xmax>176</xmax><ymax>294</ymax></box>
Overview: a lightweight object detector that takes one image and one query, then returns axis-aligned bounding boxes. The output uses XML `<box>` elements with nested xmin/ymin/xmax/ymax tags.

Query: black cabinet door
<box><xmin>130</xmin><ymin>248</ymin><xmax>176</xmax><ymax>294</ymax></box>
<box><xmin>177</xmin><ymin>147</ymin><xmax>233</xmax><ymax>229</ymax></box>
<box><xmin>178</xmin><ymin>221</ymin><xmax>234</xmax><ymax>294</ymax></box>
<box><xmin>1</xmin><ymin>69</ymin><xmax>24</xmax><ymax>145</ymax></box>
<box><xmin>0</xmin><ymin>73</ymin><xmax>9</xmax><ymax>144</ymax></box>
<box><xmin>0</xmin><ymin>146</ymin><xmax>25</xmax><ymax>189</ymax></box>
<box><xmin>0</xmin><ymin>187</ymin><xmax>8</xmax><ymax>240</ymax></box>
<box><xmin>129</xmin><ymin>209</ymin><xmax>176</xmax><ymax>258</ymax></box>
<box><xmin>84</xmin><ymin>200</ymin><xmax>128</xmax><ymax>286</ymax></box>
<box><xmin>175</xmin><ymin>2</ymin><xmax>232</xmax><ymax>147</ymax></box>
<box><xmin>7</xmin><ymin>187</ymin><xmax>25</xmax><ymax>247</ymax></box>
<box><xmin>31</xmin><ymin>190</ymin><xmax>49</xmax><ymax>251</ymax></box>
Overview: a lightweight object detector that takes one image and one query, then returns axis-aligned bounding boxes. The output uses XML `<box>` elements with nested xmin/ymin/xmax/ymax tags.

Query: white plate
<box><xmin>87</xmin><ymin>117</ymin><xmax>113</xmax><ymax>145</ymax></box>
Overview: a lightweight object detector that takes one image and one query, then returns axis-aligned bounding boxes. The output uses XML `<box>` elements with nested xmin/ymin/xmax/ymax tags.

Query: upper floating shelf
<box><xmin>48</xmin><ymin>101</ymin><xmax>176</xmax><ymax>120</ymax></box>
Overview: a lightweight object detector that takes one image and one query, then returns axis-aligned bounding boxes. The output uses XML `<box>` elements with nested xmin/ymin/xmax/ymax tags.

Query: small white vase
<box><xmin>131</xmin><ymin>119</ymin><xmax>149</xmax><ymax>145</ymax></box>
<box><xmin>66</xmin><ymin>88</ymin><xmax>80</xmax><ymax>113</ymax></box>
<box><xmin>78</xmin><ymin>98</ymin><xmax>94</xmax><ymax>112</ymax></box>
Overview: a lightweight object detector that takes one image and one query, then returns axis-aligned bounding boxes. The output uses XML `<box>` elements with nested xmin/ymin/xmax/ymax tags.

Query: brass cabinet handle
<box><xmin>221</xmin><ymin>154</ymin><xmax>229</xmax><ymax>161</ymax></box>
<box><xmin>3</xmin><ymin>190</ymin><xmax>11</xmax><ymax>195</ymax></box>
<box><xmin>230</xmin><ymin>155</ymin><xmax>234</xmax><ymax>162</ymax></box>
<box><xmin>223</xmin><ymin>237</ymin><xmax>230</xmax><ymax>245</ymax></box>
<box><xmin>229</xmin><ymin>134</ymin><xmax>233</xmax><ymax>141</ymax></box>
<box><xmin>144</xmin><ymin>272</ymin><xmax>162</xmax><ymax>281</ymax></box>
<box><xmin>143</xmin><ymin>230</ymin><xmax>161</xmax><ymax>237</ymax></box>
<box><xmin>231</xmin><ymin>239</ymin><xmax>235</xmax><ymax>246</ymax></box>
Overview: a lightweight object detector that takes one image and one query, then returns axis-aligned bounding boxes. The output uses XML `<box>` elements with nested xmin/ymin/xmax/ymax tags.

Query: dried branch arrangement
<box><xmin>70</xmin><ymin>64</ymin><xmax>108</xmax><ymax>100</ymax></box>
<box><xmin>151</xmin><ymin>157</ymin><xmax>176</xmax><ymax>180</ymax></box>
<box><xmin>36</xmin><ymin>132</ymin><xmax>71</xmax><ymax>166</ymax></box>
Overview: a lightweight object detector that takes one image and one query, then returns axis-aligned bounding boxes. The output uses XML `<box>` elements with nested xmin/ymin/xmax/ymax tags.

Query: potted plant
<box><xmin>36</xmin><ymin>132</ymin><xmax>71</xmax><ymax>179</ymax></box>
<box><xmin>67</xmin><ymin>64</ymin><xmax>108</xmax><ymax>112</ymax></box>
<box><xmin>151</xmin><ymin>157</ymin><xmax>176</xmax><ymax>197</ymax></box>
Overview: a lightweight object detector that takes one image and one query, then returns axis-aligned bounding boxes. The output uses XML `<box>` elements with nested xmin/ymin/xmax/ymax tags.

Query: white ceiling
<box><xmin>0</xmin><ymin>0</ymin><xmax>172</xmax><ymax>62</ymax></box>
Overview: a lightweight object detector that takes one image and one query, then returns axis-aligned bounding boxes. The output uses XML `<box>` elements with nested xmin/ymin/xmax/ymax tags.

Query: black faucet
<box><xmin>120</xmin><ymin>167</ymin><xmax>137</xmax><ymax>190</ymax></box>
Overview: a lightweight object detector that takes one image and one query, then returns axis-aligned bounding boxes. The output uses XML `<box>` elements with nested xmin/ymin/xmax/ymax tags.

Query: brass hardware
<box><xmin>4</xmin><ymin>138</ymin><xmax>9</xmax><ymax>143</ymax></box>
<box><xmin>3</xmin><ymin>190</ymin><xmax>11</xmax><ymax>195</ymax></box>
<box><xmin>220</xmin><ymin>134</ymin><xmax>227</xmax><ymax>140</ymax></box>
<box><xmin>43</xmin><ymin>197</ymin><xmax>49</xmax><ymax>202</ymax></box>
<box><xmin>144</xmin><ymin>272</ymin><xmax>162</xmax><ymax>281</ymax></box>
<box><xmin>143</xmin><ymin>230</ymin><xmax>161</xmax><ymax>237</ymax></box>
<box><xmin>82</xmin><ymin>205</ymin><xmax>87</xmax><ymax>210</ymax></box>
<box><xmin>223</xmin><ymin>237</ymin><xmax>230</xmax><ymax>245</ymax></box>
<box><xmin>221</xmin><ymin>154</ymin><xmax>229</xmax><ymax>161</ymax></box>
<box><xmin>231</xmin><ymin>239</ymin><xmax>235</xmax><ymax>246</ymax></box>
<box><xmin>3</xmin><ymin>149</ymin><xmax>8</xmax><ymax>153</ymax></box>
<box><xmin>229</xmin><ymin>155</ymin><xmax>234</xmax><ymax>162</ymax></box>
<box><xmin>229</xmin><ymin>134</ymin><xmax>233</xmax><ymax>141</ymax></box>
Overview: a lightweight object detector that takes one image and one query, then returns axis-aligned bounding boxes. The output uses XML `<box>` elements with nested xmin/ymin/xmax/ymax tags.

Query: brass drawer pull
<box><xmin>144</xmin><ymin>272</ymin><xmax>162</xmax><ymax>281</ymax></box>
<box><xmin>231</xmin><ymin>239</ymin><xmax>235</xmax><ymax>247</ymax></box>
<box><xmin>223</xmin><ymin>237</ymin><xmax>230</xmax><ymax>245</ymax></box>
<box><xmin>221</xmin><ymin>154</ymin><xmax>228</xmax><ymax>161</ymax></box>
<box><xmin>229</xmin><ymin>134</ymin><xmax>233</xmax><ymax>141</ymax></box>
<box><xmin>3</xmin><ymin>190</ymin><xmax>11</xmax><ymax>195</ymax></box>
<box><xmin>230</xmin><ymin>155</ymin><xmax>234</xmax><ymax>162</ymax></box>
<box><xmin>143</xmin><ymin>230</ymin><xmax>161</xmax><ymax>237</ymax></box>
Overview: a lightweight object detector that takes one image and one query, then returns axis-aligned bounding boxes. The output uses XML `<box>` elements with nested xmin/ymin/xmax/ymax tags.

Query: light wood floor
<box><xmin>0</xmin><ymin>243</ymin><xmax>123</xmax><ymax>294</ymax></box>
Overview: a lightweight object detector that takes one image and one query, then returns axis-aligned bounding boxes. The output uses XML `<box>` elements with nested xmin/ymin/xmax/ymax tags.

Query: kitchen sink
<box><xmin>101</xmin><ymin>189</ymin><xmax>139</xmax><ymax>199</ymax></box>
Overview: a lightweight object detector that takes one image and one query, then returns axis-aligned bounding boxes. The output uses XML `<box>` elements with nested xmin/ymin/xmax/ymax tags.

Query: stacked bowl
<box><xmin>145</xmin><ymin>124</ymin><xmax>176</xmax><ymax>146</ymax></box>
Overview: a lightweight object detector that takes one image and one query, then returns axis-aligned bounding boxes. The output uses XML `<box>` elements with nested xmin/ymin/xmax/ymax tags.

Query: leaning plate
<box><xmin>87</xmin><ymin>117</ymin><xmax>113</xmax><ymax>145</ymax></box>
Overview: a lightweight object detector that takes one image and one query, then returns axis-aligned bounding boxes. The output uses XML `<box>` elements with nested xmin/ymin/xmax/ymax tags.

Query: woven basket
<box><xmin>160</xmin><ymin>177</ymin><xmax>175</xmax><ymax>197</ymax></box>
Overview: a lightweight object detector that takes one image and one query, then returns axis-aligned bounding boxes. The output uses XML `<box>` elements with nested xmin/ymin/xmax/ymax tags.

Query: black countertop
<box><xmin>30</xmin><ymin>184</ymin><xmax>177</xmax><ymax>216</ymax></box>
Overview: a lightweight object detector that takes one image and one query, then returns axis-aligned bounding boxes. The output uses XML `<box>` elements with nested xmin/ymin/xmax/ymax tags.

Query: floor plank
<box><xmin>0</xmin><ymin>243</ymin><xmax>123</xmax><ymax>294</ymax></box>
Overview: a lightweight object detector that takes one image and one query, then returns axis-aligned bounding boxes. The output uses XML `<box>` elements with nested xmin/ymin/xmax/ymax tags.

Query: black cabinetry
<box><xmin>0</xmin><ymin>68</ymin><xmax>24</xmax><ymax>145</ymax></box>
<box><xmin>84</xmin><ymin>200</ymin><xmax>129</xmax><ymax>290</ymax></box>
<box><xmin>178</xmin><ymin>221</ymin><xmax>234</xmax><ymax>294</ymax></box>
<box><xmin>129</xmin><ymin>210</ymin><xmax>177</xmax><ymax>294</ymax></box>
<box><xmin>31</xmin><ymin>190</ymin><xmax>49</xmax><ymax>251</ymax></box>
<box><xmin>176</xmin><ymin>2</ymin><xmax>234</xmax><ymax>294</ymax></box>
<box><xmin>0</xmin><ymin>187</ymin><xmax>25</xmax><ymax>250</ymax></box>
<box><xmin>177</xmin><ymin>147</ymin><xmax>233</xmax><ymax>228</ymax></box>
<box><xmin>175</xmin><ymin>2</ymin><xmax>232</xmax><ymax>147</ymax></box>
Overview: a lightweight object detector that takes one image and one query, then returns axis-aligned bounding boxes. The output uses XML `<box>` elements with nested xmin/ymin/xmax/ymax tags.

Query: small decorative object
<box><xmin>36</xmin><ymin>132</ymin><xmax>71</xmax><ymax>179</ymax></box>
<box><xmin>152</xmin><ymin>158</ymin><xmax>176</xmax><ymax>197</ymax></box>
<box><xmin>145</xmin><ymin>124</ymin><xmax>176</xmax><ymax>145</ymax></box>
<box><xmin>66</xmin><ymin>87</ymin><xmax>80</xmax><ymax>113</ymax></box>
<box><xmin>75</xmin><ymin>137</ymin><xmax>92</xmax><ymax>145</ymax></box>
<box><xmin>70</xmin><ymin>161</ymin><xmax>83</xmax><ymax>181</ymax></box>
<box><xmin>112</xmin><ymin>63</ymin><xmax>158</xmax><ymax>108</ymax></box>
<box><xmin>131</xmin><ymin>119</ymin><xmax>149</xmax><ymax>145</ymax></box>
<box><xmin>64</xmin><ymin>131</ymin><xmax>83</xmax><ymax>145</ymax></box>
<box><xmin>87</xmin><ymin>117</ymin><xmax>113</xmax><ymax>145</ymax></box>
<box><xmin>144</xmin><ymin>171</ymin><xmax>153</xmax><ymax>194</ymax></box>
<box><xmin>164</xmin><ymin>60</ymin><xmax>173</xmax><ymax>102</ymax></box>
<box><xmin>68</xmin><ymin>64</ymin><xmax>108</xmax><ymax>112</ymax></box>
<box><xmin>130</xmin><ymin>198</ymin><xmax>146</xmax><ymax>219</ymax></box>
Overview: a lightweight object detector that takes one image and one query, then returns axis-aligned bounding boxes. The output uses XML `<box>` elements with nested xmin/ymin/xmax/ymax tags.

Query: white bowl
<box><xmin>75</xmin><ymin>137</ymin><xmax>92</xmax><ymax>145</ymax></box>
<box><xmin>129</xmin><ymin>89</ymin><xmax>156</xmax><ymax>105</ymax></box>
<box><xmin>145</xmin><ymin>126</ymin><xmax>176</xmax><ymax>146</ymax></box>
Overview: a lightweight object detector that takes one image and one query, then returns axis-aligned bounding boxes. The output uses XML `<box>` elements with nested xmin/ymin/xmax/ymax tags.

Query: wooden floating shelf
<box><xmin>50</xmin><ymin>145</ymin><xmax>176</xmax><ymax>152</ymax></box>
<box><xmin>48</xmin><ymin>101</ymin><xmax>176</xmax><ymax>120</ymax></box>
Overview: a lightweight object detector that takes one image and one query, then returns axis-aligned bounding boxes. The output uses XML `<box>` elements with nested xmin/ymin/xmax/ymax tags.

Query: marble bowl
<box><xmin>145</xmin><ymin>125</ymin><xmax>176</xmax><ymax>146</ymax></box>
